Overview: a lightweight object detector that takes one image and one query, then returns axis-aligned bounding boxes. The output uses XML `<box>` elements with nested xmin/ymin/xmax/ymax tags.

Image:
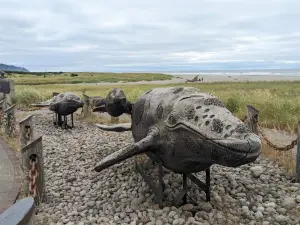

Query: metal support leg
<box><xmin>183</xmin><ymin>174</ymin><xmax>187</xmax><ymax>204</ymax></box>
<box><xmin>64</xmin><ymin>116</ymin><xmax>67</xmax><ymax>129</ymax></box>
<box><xmin>205</xmin><ymin>168</ymin><xmax>211</xmax><ymax>201</ymax></box>
<box><xmin>57</xmin><ymin>114</ymin><xmax>63</xmax><ymax>127</ymax></box>
<box><xmin>55</xmin><ymin>113</ymin><xmax>58</xmax><ymax>128</ymax></box>
<box><xmin>174</xmin><ymin>173</ymin><xmax>188</xmax><ymax>206</ymax></box>
<box><xmin>71</xmin><ymin>113</ymin><xmax>74</xmax><ymax>128</ymax></box>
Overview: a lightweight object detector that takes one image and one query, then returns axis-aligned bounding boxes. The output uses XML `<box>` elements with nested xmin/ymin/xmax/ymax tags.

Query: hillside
<box><xmin>0</xmin><ymin>63</ymin><xmax>29</xmax><ymax>72</ymax></box>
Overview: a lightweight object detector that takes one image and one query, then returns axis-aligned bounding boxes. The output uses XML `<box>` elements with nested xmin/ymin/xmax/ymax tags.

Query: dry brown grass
<box><xmin>260</xmin><ymin>141</ymin><xmax>296</xmax><ymax>175</ymax></box>
<box><xmin>75</xmin><ymin>110</ymin><xmax>131</xmax><ymax>125</ymax></box>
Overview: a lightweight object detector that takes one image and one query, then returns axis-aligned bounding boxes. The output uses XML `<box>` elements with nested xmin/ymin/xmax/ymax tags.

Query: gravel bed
<box><xmin>33</xmin><ymin>114</ymin><xmax>300</xmax><ymax>225</ymax></box>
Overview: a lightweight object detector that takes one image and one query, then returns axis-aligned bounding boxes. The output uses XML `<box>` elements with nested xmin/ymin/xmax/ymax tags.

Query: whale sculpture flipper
<box><xmin>94</xmin><ymin>128</ymin><xmax>158</xmax><ymax>172</ymax></box>
<box><xmin>95</xmin><ymin>123</ymin><xmax>132</xmax><ymax>132</ymax></box>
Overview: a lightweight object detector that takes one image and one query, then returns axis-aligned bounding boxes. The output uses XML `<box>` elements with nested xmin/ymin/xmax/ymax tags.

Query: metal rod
<box><xmin>71</xmin><ymin>113</ymin><xmax>74</xmax><ymax>128</ymax></box>
<box><xmin>206</xmin><ymin>168</ymin><xmax>211</xmax><ymax>201</ymax></box>
<box><xmin>183</xmin><ymin>174</ymin><xmax>187</xmax><ymax>204</ymax></box>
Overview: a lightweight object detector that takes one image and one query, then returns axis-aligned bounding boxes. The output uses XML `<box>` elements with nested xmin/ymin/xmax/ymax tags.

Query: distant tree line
<box><xmin>4</xmin><ymin>71</ymin><xmax>64</xmax><ymax>76</ymax></box>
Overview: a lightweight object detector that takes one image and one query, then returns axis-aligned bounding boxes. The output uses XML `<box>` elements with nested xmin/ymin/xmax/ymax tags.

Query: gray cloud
<box><xmin>1</xmin><ymin>0</ymin><xmax>300</xmax><ymax>71</ymax></box>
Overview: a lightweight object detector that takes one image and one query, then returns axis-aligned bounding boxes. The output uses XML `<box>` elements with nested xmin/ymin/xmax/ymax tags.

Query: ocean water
<box><xmin>164</xmin><ymin>69</ymin><xmax>300</xmax><ymax>76</ymax></box>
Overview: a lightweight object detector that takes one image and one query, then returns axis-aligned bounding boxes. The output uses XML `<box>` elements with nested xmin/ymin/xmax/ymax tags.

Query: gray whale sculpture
<box><xmin>92</xmin><ymin>88</ymin><xmax>132</xmax><ymax>116</ymax></box>
<box><xmin>94</xmin><ymin>87</ymin><xmax>261</xmax><ymax>174</ymax></box>
<box><xmin>31</xmin><ymin>92</ymin><xmax>84</xmax><ymax>128</ymax></box>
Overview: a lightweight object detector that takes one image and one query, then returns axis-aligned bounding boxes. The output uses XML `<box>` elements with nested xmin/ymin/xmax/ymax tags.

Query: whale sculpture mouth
<box><xmin>212</xmin><ymin>133</ymin><xmax>261</xmax><ymax>166</ymax></box>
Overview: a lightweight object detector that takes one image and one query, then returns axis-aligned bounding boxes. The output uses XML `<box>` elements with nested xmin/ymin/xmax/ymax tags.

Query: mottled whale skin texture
<box><xmin>94</xmin><ymin>87</ymin><xmax>261</xmax><ymax>174</ymax></box>
<box><xmin>49</xmin><ymin>92</ymin><xmax>84</xmax><ymax>116</ymax></box>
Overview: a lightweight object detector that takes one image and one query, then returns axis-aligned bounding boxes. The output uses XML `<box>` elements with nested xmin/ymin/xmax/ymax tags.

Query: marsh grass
<box><xmin>8</xmin><ymin>72</ymin><xmax>173</xmax><ymax>85</ymax></box>
<box><xmin>16</xmin><ymin>80</ymin><xmax>300</xmax><ymax>131</ymax></box>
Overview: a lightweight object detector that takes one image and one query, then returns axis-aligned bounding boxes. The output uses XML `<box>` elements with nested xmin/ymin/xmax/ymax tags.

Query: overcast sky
<box><xmin>1</xmin><ymin>0</ymin><xmax>300</xmax><ymax>72</ymax></box>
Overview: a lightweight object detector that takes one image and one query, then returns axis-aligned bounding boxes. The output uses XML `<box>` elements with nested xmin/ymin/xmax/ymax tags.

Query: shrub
<box><xmin>16</xmin><ymin>90</ymin><xmax>42</xmax><ymax>107</ymax></box>
<box><xmin>226</xmin><ymin>97</ymin><xmax>240</xmax><ymax>113</ymax></box>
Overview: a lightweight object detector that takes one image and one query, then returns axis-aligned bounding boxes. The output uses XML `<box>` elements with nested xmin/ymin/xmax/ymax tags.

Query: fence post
<box><xmin>7</xmin><ymin>79</ymin><xmax>15</xmax><ymax>105</ymax></box>
<box><xmin>4</xmin><ymin>104</ymin><xmax>16</xmax><ymax>137</ymax></box>
<box><xmin>296</xmin><ymin>121</ymin><xmax>300</xmax><ymax>183</ymax></box>
<box><xmin>246</xmin><ymin>105</ymin><xmax>259</xmax><ymax>135</ymax></box>
<box><xmin>0</xmin><ymin>99</ymin><xmax>5</xmax><ymax>127</ymax></box>
<box><xmin>83</xmin><ymin>94</ymin><xmax>90</xmax><ymax>118</ymax></box>
<box><xmin>21</xmin><ymin>136</ymin><xmax>44</xmax><ymax>205</ymax></box>
<box><xmin>19</xmin><ymin>115</ymin><xmax>35</xmax><ymax>149</ymax></box>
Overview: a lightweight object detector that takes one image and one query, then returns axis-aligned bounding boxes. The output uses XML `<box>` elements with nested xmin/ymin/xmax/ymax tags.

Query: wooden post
<box><xmin>83</xmin><ymin>94</ymin><xmax>90</xmax><ymax>118</ymax></box>
<box><xmin>8</xmin><ymin>79</ymin><xmax>16</xmax><ymax>105</ymax></box>
<box><xmin>296</xmin><ymin>121</ymin><xmax>300</xmax><ymax>183</ymax></box>
<box><xmin>0</xmin><ymin>98</ymin><xmax>6</xmax><ymax>112</ymax></box>
<box><xmin>0</xmin><ymin>196</ymin><xmax>36</xmax><ymax>225</ymax></box>
<box><xmin>19</xmin><ymin>115</ymin><xmax>35</xmax><ymax>149</ymax></box>
<box><xmin>4</xmin><ymin>104</ymin><xmax>16</xmax><ymax>137</ymax></box>
<box><xmin>246</xmin><ymin>105</ymin><xmax>259</xmax><ymax>135</ymax></box>
<box><xmin>0</xmin><ymin>99</ymin><xmax>5</xmax><ymax>127</ymax></box>
<box><xmin>21</xmin><ymin>136</ymin><xmax>44</xmax><ymax>205</ymax></box>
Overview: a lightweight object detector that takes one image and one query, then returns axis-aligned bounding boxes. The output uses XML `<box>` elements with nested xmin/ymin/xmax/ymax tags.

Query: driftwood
<box><xmin>0</xmin><ymin>99</ymin><xmax>5</xmax><ymax>111</ymax></box>
<box><xmin>296</xmin><ymin>121</ymin><xmax>300</xmax><ymax>183</ymax></box>
<box><xmin>185</xmin><ymin>75</ymin><xmax>199</xmax><ymax>83</ymax></box>
<box><xmin>4</xmin><ymin>104</ymin><xmax>16</xmax><ymax>137</ymax></box>
<box><xmin>21</xmin><ymin>136</ymin><xmax>44</xmax><ymax>205</ymax></box>
<box><xmin>0</xmin><ymin>197</ymin><xmax>35</xmax><ymax>225</ymax></box>
<box><xmin>245</xmin><ymin>105</ymin><xmax>259</xmax><ymax>135</ymax></box>
<box><xmin>19</xmin><ymin>115</ymin><xmax>35</xmax><ymax>149</ymax></box>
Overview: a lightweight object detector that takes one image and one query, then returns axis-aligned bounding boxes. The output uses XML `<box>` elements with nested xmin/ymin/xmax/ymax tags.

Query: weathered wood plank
<box><xmin>0</xmin><ymin>99</ymin><xmax>5</xmax><ymax>127</ymax></box>
<box><xmin>4</xmin><ymin>104</ymin><xmax>16</xmax><ymax>137</ymax></box>
<box><xmin>246</xmin><ymin>105</ymin><xmax>259</xmax><ymax>135</ymax></box>
<box><xmin>7</xmin><ymin>80</ymin><xmax>15</xmax><ymax>105</ymax></box>
<box><xmin>0</xmin><ymin>197</ymin><xmax>35</xmax><ymax>225</ymax></box>
<box><xmin>19</xmin><ymin>115</ymin><xmax>35</xmax><ymax>149</ymax></box>
<box><xmin>21</xmin><ymin>136</ymin><xmax>44</xmax><ymax>205</ymax></box>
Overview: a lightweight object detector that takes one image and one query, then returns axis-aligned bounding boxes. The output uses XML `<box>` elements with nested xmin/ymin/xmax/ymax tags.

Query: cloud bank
<box><xmin>1</xmin><ymin>0</ymin><xmax>300</xmax><ymax>71</ymax></box>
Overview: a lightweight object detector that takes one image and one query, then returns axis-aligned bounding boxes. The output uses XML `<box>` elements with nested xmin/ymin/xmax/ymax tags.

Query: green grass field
<box><xmin>15</xmin><ymin>80</ymin><xmax>300</xmax><ymax>132</ymax></box>
<box><xmin>6</xmin><ymin>72</ymin><xmax>173</xmax><ymax>85</ymax></box>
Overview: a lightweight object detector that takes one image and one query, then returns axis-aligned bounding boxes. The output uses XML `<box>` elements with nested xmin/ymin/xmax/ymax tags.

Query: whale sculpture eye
<box><xmin>167</xmin><ymin>114</ymin><xmax>179</xmax><ymax>125</ymax></box>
